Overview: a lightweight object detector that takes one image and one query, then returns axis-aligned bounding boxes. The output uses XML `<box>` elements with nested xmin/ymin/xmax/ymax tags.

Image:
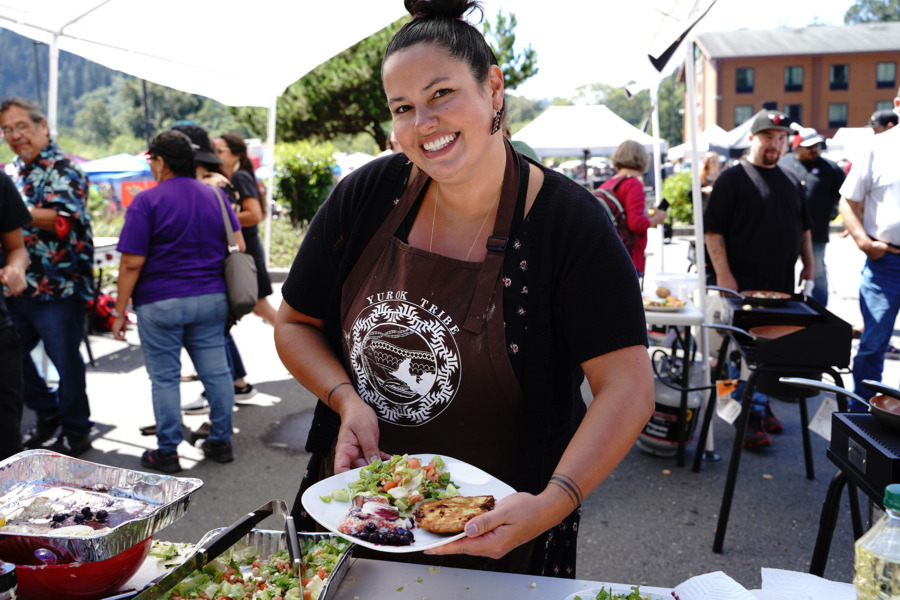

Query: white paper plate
<box><xmin>563</xmin><ymin>584</ymin><xmax>670</xmax><ymax>600</ymax></box>
<box><xmin>301</xmin><ymin>453</ymin><xmax>515</xmax><ymax>553</ymax></box>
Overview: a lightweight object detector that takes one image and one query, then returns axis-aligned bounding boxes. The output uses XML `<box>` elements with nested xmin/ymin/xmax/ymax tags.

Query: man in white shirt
<box><xmin>839</xmin><ymin>86</ymin><xmax>900</xmax><ymax>410</ymax></box>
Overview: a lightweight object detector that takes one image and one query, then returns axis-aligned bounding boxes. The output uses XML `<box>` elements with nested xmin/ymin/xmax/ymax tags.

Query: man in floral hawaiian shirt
<box><xmin>0</xmin><ymin>97</ymin><xmax>94</xmax><ymax>457</ymax></box>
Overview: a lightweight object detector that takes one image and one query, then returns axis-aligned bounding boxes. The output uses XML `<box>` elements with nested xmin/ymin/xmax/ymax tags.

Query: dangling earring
<box><xmin>490</xmin><ymin>109</ymin><xmax>502</xmax><ymax>135</ymax></box>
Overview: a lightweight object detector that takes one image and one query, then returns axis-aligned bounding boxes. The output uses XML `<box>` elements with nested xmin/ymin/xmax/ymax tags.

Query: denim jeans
<box><xmin>728</xmin><ymin>359</ymin><xmax>768</xmax><ymax>415</ymax></box>
<box><xmin>852</xmin><ymin>253</ymin><xmax>900</xmax><ymax>408</ymax></box>
<box><xmin>7</xmin><ymin>296</ymin><xmax>92</xmax><ymax>436</ymax></box>
<box><xmin>225</xmin><ymin>333</ymin><xmax>246</xmax><ymax>381</ymax></box>
<box><xmin>811</xmin><ymin>242</ymin><xmax>828</xmax><ymax>306</ymax></box>
<box><xmin>136</xmin><ymin>293</ymin><xmax>233</xmax><ymax>453</ymax></box>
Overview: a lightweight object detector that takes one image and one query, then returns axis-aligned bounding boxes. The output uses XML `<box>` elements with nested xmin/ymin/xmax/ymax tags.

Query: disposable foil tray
<box><xmin>195</xmin><ymin>528</ymin><xmax>355</xmax><ymax>600</ymax></box>
<box><xmin>0</xmin><ymin>450</ymin><xmax>202</xmax><ymax>563</ymax></box>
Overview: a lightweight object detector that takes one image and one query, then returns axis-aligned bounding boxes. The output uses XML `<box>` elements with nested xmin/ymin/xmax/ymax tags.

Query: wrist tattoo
<box><xmin>549</xmin><ymin>473</ymin><xmax>583</xmax><ymax>508</ymax></box>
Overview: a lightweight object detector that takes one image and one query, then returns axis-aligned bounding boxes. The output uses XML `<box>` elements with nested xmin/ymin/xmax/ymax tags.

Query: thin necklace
<box><xmin>430</xmin><ymin>185</ymin><xmax>501</xmax><ymax>260</ymax></box>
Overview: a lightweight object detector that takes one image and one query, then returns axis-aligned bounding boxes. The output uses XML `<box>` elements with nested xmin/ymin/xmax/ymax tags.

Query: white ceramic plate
<box><xmin>301</xmin><ymin>453</ymin><xmax>515</xmax><ymax>554</ymax></box>
<box><xmin>644</xmin><ymin>303</ymin><xmax>685</xmax><ymax>312</ymax></box>
<box><xmin>562</xmin><ymin>584</ymin><xmax>670</xmax><ymax>600</ymax></box>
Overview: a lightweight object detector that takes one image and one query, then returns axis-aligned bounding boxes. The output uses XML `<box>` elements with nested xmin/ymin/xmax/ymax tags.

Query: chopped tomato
<box><xmin>383</xmin><ymin>480</ymin><xmax>399</xmax><ymax>491</ymax></box>
<box><xmin>407</xmin><ymin>457</ymin><xmax>421</xmax><ymax>469</ymax></box>
<box><xmin>301</xmin><ymin>577</ymin><xmax>312</xmax><ymax>586</ymax></box>
<box><xmin>317</xmin><ymin>566</ymin><xmax>328</xmax><ymax>580</ymax></box>
<box><xmin>302</xmin><ymin>590</ymin><xmax>312</xmax><ymax>600</ymax></box>
<box><xmin>408</xmin><ymin>491</ymin><xmax>424</xmax><ymax>504</ymax></box>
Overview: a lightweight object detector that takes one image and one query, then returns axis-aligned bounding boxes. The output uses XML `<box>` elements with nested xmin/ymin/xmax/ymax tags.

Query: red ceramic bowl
<box><xmin>14</xmin><ymin>536</ymin><xmax>152</xmax><ymax>600</ymax></box>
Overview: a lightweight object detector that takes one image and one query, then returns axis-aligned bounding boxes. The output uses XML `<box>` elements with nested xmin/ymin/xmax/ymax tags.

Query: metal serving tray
<box><xmin>0</xmin><ymin>450</ymin><xmax>202</xmax><ymax>563</ymax></box>
<box><xmin>194</xmin><ymin>528</ymin><xmax>355</xmax><ymax>600</ymax></box>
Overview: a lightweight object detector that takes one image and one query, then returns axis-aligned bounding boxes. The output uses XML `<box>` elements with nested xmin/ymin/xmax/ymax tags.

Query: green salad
<box><xmin>575</xmin><ymin>586</ymin><xmax>659</xmax><ymax>600</ymax></box>
<box><xmin>323</xmin><ymin>454</ymin><xmax>459</xmax><ymax>512</ymax></box>
<box><xmin>149</xmin><ymin>536</ymin><xmax>351</xmax><ymax>600</ymax></box>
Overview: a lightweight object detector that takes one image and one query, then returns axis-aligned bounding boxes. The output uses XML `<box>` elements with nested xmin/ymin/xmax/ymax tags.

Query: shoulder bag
<box><xmin>214</xmin><ymin>187</ymin><xmax>258</xmax><ymax>320</ymax></box>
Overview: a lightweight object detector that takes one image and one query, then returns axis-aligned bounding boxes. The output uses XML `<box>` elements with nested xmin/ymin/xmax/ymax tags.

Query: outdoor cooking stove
<box><xmin>697</xmin><ymin>293</ymin><xmax>853</xmax><ymax>554</ymax></box>
<box><xmin>807</xmin><ymin>411</ymin><xmax>900</xmax><ymax>577</ymax></box>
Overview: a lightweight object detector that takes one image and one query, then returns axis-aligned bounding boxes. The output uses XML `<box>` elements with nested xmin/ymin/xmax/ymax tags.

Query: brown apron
<box><xmin>340</xmin><ymin>142</ymin><xmax>524</xmax><ymax>485</ymax></box>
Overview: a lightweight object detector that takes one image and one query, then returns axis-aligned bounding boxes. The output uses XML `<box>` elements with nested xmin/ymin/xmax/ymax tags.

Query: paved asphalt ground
<box><xmin>20</xmin><ymin>228</ymin><xmax>900</xmax><ymax>591</ymax></box>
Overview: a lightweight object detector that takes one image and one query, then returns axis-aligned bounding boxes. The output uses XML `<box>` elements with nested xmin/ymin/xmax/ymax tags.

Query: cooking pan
<box><xmin>708</xmin><ymin>285</ymin><xmax>792</xmax><ymax>307</ymax></box>
<box><xmin>779</xmin><ymin>377</ymin><xmax>900</xmax><ymax>434</ymax></box>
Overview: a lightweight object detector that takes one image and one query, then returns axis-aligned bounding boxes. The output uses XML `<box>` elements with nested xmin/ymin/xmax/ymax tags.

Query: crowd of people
<box><xmin>0</xmin><ymin>97</ymin><xmax>276</xmax><ymax>474</ymax></box>
<box><xmin>1</xmin><ymin>0</ymin><xmax>899</xmax><ymax>578</ymax></box>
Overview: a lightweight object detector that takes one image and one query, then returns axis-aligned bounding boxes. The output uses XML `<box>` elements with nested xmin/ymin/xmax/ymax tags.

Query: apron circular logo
<box><xmin>348</xmin><ymin>299</ymin><xmax>460</xmax><ymax>425</ymax></box>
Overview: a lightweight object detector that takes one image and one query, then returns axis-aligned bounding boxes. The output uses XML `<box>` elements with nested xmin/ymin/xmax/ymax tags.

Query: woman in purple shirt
<box><xmin>112</xmin><ymin>130</ymin><xmax>245</xmax><ymax>473</ymax></box>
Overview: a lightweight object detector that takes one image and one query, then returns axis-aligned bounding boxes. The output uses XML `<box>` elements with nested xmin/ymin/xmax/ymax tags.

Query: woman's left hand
<box><xmin>423</xmin><ymin>492</ymin><xmax>555</xmax><ymax>560</ymax></box>
<box><xmin>111</xmin><ymin>315</ymin><xmax>128</xmax><ymax>341</ymax></box>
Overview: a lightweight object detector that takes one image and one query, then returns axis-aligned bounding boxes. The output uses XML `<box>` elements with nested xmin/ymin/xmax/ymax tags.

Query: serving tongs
<box><xmin>124</xmin><ymin>498</ymin><xmax>297</xmax><ymax>600</ymax></box>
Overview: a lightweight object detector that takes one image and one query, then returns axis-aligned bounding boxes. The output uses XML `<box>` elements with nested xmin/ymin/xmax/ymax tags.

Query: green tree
<box><xmin>74</xmin><ymin>98</ymin><xmax>115</xmax><ymax>146</ymax></box>
<box><xmin>657</xmin><ymin>72</ymin><xmax>685</xmax><ymax>148</ymax></box>
<box><xmin>237</xmin><ymin>11</ymin><xmax>538</xmax><ymax>149</ymax></box>
<box><xmin>483</xmin><ymin>10</ymin><xmax>538</xmax><ymax>90</ymax></box>
<box><xmin>844</xmin><ymin>0</ymin><xmax>900</xmax><ymax>23</ymax></box>
<box><xmin>264</xmin><ymin>20</ymin><xmax>404</xmax><ymax>150</ymax></box>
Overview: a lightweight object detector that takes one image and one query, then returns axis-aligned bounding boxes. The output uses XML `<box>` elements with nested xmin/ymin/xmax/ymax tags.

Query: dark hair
<box><xmin>219</xmin><ymin>133</ymin><xmax>265</xmax><ymax>215</ymax></box>
<box><xmin>0</xmin><ymin>96</ymin><xmax>45</xmax><ymax>124</ymax></box>
<box><xmin>149</xmin><ymin>130</ymin><xmax>195</xmax><ymax>178</ymax></box>
<box><xmin>219</xmin><ymin>134</ymin><xmax>256</xmax><ymax>178</ymax></box>
<box><xmin>870</xmin><ymin>109</ymin><xmax>899</xmax><ymax>128</ymax></box>
<box><xmin>384</xmin><ymin>0</ymin><xmax>496</xmax><ymax>85</ymax></box>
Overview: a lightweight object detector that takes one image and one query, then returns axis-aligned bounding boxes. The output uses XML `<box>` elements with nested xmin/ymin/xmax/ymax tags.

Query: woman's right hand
<box><xmin>333</xmin><ymin>398</ymin><xmax>390</xmax><ymax>473</ymax></box>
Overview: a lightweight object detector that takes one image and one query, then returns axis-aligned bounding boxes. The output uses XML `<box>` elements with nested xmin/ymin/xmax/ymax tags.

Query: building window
<box><xmin>830</xmin><ymin>64</ymin><xmax>849</xmax><ymax>91</ymax></box>
<box><xmin>877</xmin><ymin>62</ymin><xmax>896</xmax><ymax>89</ymax></box>
<box><xmin>828</xmin><ymin>103</ymin><xmax>848</xmax><ymax>128</ymax></box>
<box><xmin>735</xmin><ymin>105</ymin><xmax>754</xmax><ymax>126</ymax></box>
<box><xmin>785</xmin><ymin>66</ymin><xmax>803</xmax><ymax>92</ymax></box>
<box><xmin>736</xmin><ymin>68</ymin><xmax>754</xmax><ymax>94</ymax></box>
<box><xmin>876</xmin><ymin>100</ymin><xmax>894</xmax><ymax>111</ymax></box>
<box><xmin>784</xmin><ymin>104</ymin><xmax>802</xmax><ymax>125</ymax></box>
<box><xmin>761</xmin><ymin>101</ymin><xmax>778</xmax><ymax>110</ymax></box>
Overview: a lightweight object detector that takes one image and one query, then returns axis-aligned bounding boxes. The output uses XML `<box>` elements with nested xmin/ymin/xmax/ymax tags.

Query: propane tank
<box><xmin>637</xmin><ymin>353</ymin><xmax>704</xmax><ymax>457</ymax></box>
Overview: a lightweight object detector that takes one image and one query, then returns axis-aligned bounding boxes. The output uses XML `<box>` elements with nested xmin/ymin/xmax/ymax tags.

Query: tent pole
<box><xmin>47</xmin><ymin>34</ymin><xmax>59</xmax><ymax>140</ymax></box>
<box><xmin>650</xmin><ymin>81</ymin><xmax>664</xmax><ymax>272</ymax></box>
<box><xmin>684</xmin><ymin>35</ymin><xmax>715</xmax><ymax>457</ymax></box>
<box><xmin>263</xmin><ymin>97</ymin><xmax>277</xmax><ymax>269</ymax></box>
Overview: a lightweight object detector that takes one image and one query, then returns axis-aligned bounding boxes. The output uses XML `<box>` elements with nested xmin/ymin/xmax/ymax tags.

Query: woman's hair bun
<box><xmin>404</xmin><ymin>0</ymin><xmax>481</xmax><ymax>21</ymax></box>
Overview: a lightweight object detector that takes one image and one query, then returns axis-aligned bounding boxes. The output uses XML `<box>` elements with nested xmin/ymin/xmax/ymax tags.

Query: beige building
<box><xmin>687</xmin><ymin>22</ymin><xmax>900</xmax><ymax>140</ymax></box>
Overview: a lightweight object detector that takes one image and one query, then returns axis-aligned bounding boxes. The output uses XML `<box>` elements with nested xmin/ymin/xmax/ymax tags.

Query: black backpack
<box><xmin>593</xmin><ymin>176</ymin><xmax>634</xmax><ymax>254</ymax></box>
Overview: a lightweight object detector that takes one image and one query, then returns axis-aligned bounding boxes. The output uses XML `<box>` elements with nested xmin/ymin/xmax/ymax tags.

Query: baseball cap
<box><xmin>751</xmin><ymin>110</ymin><xmax>794</xmax><ymax>135</ymax></box>
<box><xmin>171</xmin><ymin>124</ymin><xmax>222</xmax><ymax>165</ymax></box>
<box><xmin>869</xmin><ymin>109</ymin><xmax>899</xmax><ymax>129</ymax></box>
<box><xmin>792</xmin><ymin>127</ymin><xmax>824</xmax><ymax>148</ymax></box>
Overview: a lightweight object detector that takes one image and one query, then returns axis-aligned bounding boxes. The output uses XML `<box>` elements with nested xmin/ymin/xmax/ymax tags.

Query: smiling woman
<box><xmin>274</xmin><ymin>0</ymin><xmax>654</xmax><ymax>580</ymax></box>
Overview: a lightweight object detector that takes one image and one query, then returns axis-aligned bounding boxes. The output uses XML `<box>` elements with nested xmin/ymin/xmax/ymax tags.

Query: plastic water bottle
<box><xmin>855</xmin><ymin>484</ymin><xmax>900</xmax><ymax>599</ymax></box>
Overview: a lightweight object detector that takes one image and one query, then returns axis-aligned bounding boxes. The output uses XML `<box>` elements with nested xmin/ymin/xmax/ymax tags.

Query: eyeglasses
<box><xmin>1</xmin><ymin>122</ymin><xmax>34</xmax><ymax>137</ymax></box>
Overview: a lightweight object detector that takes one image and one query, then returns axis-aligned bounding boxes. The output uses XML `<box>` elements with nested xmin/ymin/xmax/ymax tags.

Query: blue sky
<box><xmin>483</xmin><ymin>0</ymin><xmax>857</xmax><ymax>99</ymax></box>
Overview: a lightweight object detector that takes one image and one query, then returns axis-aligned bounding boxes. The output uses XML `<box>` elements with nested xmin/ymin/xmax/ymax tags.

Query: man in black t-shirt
<box><xmin>0</xmin><ymin>169</ymin><xmax>32</xmax><ymax>460</ymax></box>
<box><xmin>779</xmin><ymin>127</ymin><xmax>845</xmax><ymax>306</ymax></box>
<box><xmin>703</xmin><ymin>110</ymin><xmax>813</xmax><ymax>450</ymax></box>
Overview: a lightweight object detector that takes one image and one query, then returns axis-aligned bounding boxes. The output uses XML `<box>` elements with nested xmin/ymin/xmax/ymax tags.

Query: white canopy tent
<box><xmin>666</xmin><ymin>124</ymin><xmax>727</xmax><ymax>162</ymax></box>
<box><xmin>513</xmin><ymin>105</ymin><xmax>666</xmax><ymax>158</ymax></box>
<box><xmin>0</xmin><ymin>0</ymin><xmax>406</xmax><ymax>262</ymax></box>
